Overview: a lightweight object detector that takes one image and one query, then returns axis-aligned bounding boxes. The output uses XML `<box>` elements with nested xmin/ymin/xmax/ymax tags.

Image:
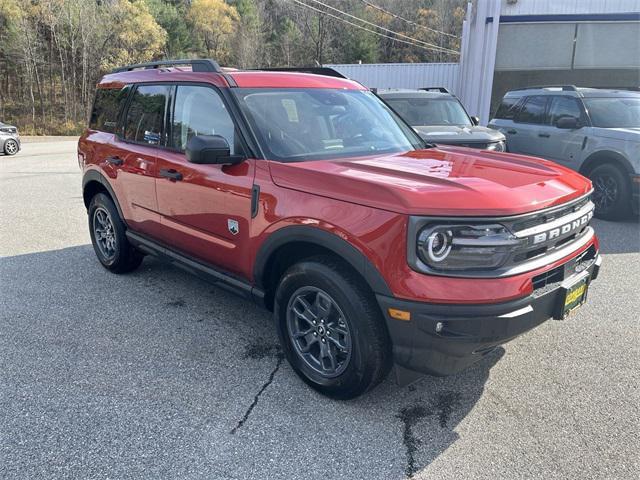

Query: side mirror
<box><xmin>470</xmin><ymin>116</ymin><xmax>480</xmax><ymax>126</ymax></box>
<box><xmin>185</xmin><ymin>134</ymin><xmax>244</xmax><ymax>165</ymax></box>
<box><xmin>556</xmin><ymin>116</ymin><xmax>579</xmax><ymax>130</ymax></box>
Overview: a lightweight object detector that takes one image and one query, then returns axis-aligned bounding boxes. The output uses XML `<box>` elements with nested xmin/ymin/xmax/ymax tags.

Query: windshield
<box><xmin>234</xmin><ymin>88</ymin><xmax>424</xmax><ymax>162</ymax></box>
<box><xmin>383</xmin><ymin>97</ymin><xmax>472</xmax><ymax>127</ymax></box>
<box><xmin>584</xmin><ymin>97</ymin><xmax>640</xmax><ymax>128</ymax></box>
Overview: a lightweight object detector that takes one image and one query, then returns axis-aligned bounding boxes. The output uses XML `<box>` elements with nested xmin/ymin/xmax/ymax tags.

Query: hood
<box><xmin>591</xmin><ymin>127</ymin><xmax>640</xmax><ymax>142</ymax></box>
<box><xmin>268</xmin><ymin>148</ymin><xmax>592</xmax><ymax>216</ymax></box>
<box><xmin>413</xmin><ymin>125</ymin><xmax>505</xmax><ymax>144</ymax></box>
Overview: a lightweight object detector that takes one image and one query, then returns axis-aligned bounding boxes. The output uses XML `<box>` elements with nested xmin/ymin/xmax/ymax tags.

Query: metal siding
<box><xmin>327</xmin><ymin>63</ymin><xmax>460</xmax><ymax>92</ymax></box>
<box><xmin>500</xmin><ymin>0</ymin><xmax>640</xmax><ymax>15</ymax></box>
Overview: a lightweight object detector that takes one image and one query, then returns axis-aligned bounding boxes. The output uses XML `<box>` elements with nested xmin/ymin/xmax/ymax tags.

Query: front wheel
<box><xmin>4</xmin><ymin>139</ymin><xmax>18</xmax><ymax>155</ymax></box>
<box><xmin>274</xmin><ymin>256</ymin><xmax>392</xmax><ymax>399</ymax></box>
<box><xmin>590</xmin><ymin>163</ymin><xmax>631</xmax><ymax>220</ymax></box>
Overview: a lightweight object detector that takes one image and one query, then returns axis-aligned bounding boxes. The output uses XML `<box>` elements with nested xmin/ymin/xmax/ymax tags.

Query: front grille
<box><xmin>531</xmin><ymin>244</ymin><xmax>597</xmax><ymax>297</ymax></box>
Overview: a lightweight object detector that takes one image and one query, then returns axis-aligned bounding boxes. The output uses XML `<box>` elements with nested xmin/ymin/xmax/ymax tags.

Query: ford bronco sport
<box><xmin>79</xmin><ymin>60</ymin><xmax>601</xmax><ymax>399</ymax></box>
<box><xmin>489</xmin><ymin>86</ymin><xmax>640</xmax><ymax>220</ymax></box>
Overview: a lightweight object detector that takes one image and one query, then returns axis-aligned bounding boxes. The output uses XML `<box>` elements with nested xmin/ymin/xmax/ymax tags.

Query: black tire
<box><xmin>274</xmin><ymin>255</ymin><xmax>392</xmax><ymax>399</ymax></box>
<box><xmin>4</xmin><ymin>139</ymin><xmax>19</xmax><ymax>155</ymax></box>
<box><xmin>590</xmin><ymin>163</ymin><xmax>631</xmax><ymax>220</ymax></box>
<box><xmin>88</xmin><ymin>193</ymin><xmax>143</xmax><ymax>273</ymax></box>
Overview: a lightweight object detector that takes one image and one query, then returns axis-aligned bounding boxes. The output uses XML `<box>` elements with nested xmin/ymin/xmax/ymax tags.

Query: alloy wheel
<box><xmin>286</xmin><ymin>286</ymin><xmax>352</xmax><ymax>378</ymax></box>
<box><xmin>93</xmin><ymin>207</ymin><xmax>117</xmax><ymax>260</ymax></box>
<box><xmin>592</xmin><ymin>174</ymin><xmax>618</xmax><ymax>211</ymax></box>
<box><xmin>4</xmin><ymin>140</ymin><xmax>18</xmax><ymax>155</ymax></box>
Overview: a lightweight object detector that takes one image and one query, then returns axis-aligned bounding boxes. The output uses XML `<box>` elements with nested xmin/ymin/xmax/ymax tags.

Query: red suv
<box><xmin>79</xmin><ymin>60</ymin><xmax>601</xmax><ymax>399</ymax></box>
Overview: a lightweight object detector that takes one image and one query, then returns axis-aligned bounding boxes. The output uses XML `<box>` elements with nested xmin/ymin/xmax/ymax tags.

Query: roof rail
<box><xmin>254</xmin><ymin>67</ymin><xmax>348</xmax><ymax>79</ymax></box>
<box><xmin>513</xmin><ymin>85</ymin><xmax>579</xmax><ymax>92</ymax></box>
<box><xmin>419</xmin><ymin>87</ymin><xmax>451</xmax><ymax>94</ymax></box>
<box><xmin>111</xmin><ymin>59</ymin><xmax>222</xmax><ymax>74</ymax></box>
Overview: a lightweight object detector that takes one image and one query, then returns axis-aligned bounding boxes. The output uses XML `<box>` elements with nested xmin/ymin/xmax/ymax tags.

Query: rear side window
<box><xmin>494</xmin><ymin>97</ymin><xmax>521</xmax><ymax>120</ymax></box>
<box><xmin>124</xmin><ymin>85</ymin><xmax>170</xmax><ymax>145</ymax></box>
<box><xmin>548</xmin><ymin>96</ymin><xmax>583</xmax><ymax>126</ymax></box>
<box><xmin>89</xmin><ymin>87</ymin><xmax>129</xmax><ymax>133</ymax></box>
<box><xmin>515</xmin><ymin>96</ymin><xmax>548</xmax><ymax>124</ymax></box>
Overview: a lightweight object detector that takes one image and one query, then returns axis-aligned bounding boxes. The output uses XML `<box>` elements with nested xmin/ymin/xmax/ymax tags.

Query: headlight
<box><xmin>486</xmin><ymin>140</ymin><xmax>505</xmax><ymax>152</ymax></box>
<box><xmin>416</xmin><ymin>223</ymin><xmax>520</xmax><ymax>271</ymax></box>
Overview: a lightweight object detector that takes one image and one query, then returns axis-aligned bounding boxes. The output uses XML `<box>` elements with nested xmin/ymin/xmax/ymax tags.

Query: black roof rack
<box><xmin>111</xmin><ymin>59</ymin><xmax>222</xmax><ymax>74</ymax></box>
<box><xmin>513</xmin><ymin>85</ymin><xmax>579</xmax><ymax>92</ymax></box>
<box><xmin>419</xmin><ymin>87</ymin><xmax>451</xmax><ymax>94</ymax></box>
<box><xmin>254</xmin><ymin>67</ymin><xmax>348</xmax><ymax>79</ymax></box>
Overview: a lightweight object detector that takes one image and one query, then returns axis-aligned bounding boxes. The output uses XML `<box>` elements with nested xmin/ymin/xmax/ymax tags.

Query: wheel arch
<box><xmin>580</xmin><ymin>150</ymin><xmax>634</xmax><ymax>177</ymax></box>
<box><xmin>82</xmin><ymin>170</ymin><xmax>126</xmax><ymax>225</ymax></box>
<box><xmin>254</xmin><ymin>225</ymin><xmax>392</xmax><ymax>311</ymax></box>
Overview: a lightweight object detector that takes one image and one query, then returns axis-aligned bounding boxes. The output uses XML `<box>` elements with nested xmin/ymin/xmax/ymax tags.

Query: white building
<box><xmin>328</xmin><ymin>0</ymin><xmax>640</xmax><ymax>124</ymax></box>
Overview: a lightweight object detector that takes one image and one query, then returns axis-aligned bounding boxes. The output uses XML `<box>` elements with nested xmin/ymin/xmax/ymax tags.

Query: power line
<box><xmin>303</xmin><ymin>0</ymin><xmax>459</xmax><ymax>55</ymax></box>
<box><xmin>291</xmin><ymin>0</ymin><xmax>458</xmax><ymax>55</ymax></box>
<box><xmin>359</xmin><ymin>0</ymin><xmax>459</xmax><ymax>39</ymax></box>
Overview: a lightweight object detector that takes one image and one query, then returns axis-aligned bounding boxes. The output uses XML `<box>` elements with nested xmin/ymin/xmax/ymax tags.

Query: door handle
<box><xmin>159</xmin><ymin>168</ymin><xmax>183</xmax><ymax>181</ymax></box>
<box><xmin>507</xmin><ymin>129</ymin><xmax>517</xmax><ymax>134</ymax></box>
<box><xmin>105</xmin><ymin>156</ymin><xmax>123</xmax><ymax>166</ymax></box>
<box><xmin>538</xmin><ymin>132</ymin><xmax>550</xmax><ymax>138</ymax></box>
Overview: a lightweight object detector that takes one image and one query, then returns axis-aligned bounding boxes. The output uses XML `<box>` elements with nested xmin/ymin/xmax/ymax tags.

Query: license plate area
<box><xmin>554</xmin><ymin>272</ymin><xmax>590</xmax><ymax>320</ymax></box>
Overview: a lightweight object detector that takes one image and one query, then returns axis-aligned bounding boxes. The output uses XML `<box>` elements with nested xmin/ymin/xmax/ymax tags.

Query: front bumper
<box><xmin>377</xmin><ymin>251</ymin><xmax>601</xmax><ymax>376</ymax></box>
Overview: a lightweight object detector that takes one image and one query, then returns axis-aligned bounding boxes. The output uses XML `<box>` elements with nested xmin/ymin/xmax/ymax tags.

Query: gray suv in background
<box><xmin>0</xmin><ymin>121</ymin><xmax>20</xmax><ymax>155</ymax></box>
<box><xmin>489</xmin><ymin>86</ymin><xmax>640</xmax><ymax>220</ymax></box>
<box><xmin>378</xmin><ymin>88</ymin><xmax>506</xmax><ymax>151</ymax></box>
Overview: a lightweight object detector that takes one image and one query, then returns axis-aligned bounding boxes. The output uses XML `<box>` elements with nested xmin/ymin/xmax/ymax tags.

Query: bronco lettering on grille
<box><xmin>531</xmin><ymin>211</ymin><xmax>593</xmax><ymax>245</ymax></box>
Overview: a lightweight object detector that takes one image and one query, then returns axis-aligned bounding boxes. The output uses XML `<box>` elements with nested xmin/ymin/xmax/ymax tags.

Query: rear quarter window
<box><xmin>89</xmin><ymin>87</ymin><xmax>130</xmax><ymax>133</ymax></box>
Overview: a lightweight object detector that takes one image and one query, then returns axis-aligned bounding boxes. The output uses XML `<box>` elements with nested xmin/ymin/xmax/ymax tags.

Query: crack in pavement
<box><xmin>230</xmin><ymin>353</ymin><xmax>284</xmax><ymax>435</ymax></box>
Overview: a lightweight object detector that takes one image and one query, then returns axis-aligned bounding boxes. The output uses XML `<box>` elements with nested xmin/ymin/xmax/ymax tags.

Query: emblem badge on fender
<box><xmin>228</xmin><ymin>219</ymin><xmax>239</xmax><ymax>235</ymax></box>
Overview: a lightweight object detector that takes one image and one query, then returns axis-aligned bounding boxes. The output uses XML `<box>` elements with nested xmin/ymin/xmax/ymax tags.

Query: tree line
<box><xmin>0</xmin><ymin>0</ymin><xmax>465</xmax><ymax>135</ymax></box>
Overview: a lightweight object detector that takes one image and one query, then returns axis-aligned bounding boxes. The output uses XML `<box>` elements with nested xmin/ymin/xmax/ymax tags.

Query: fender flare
<box><xmin>253</xmin><ymin>225</ymin><xmax>392</xmax><ymax>296</ymax></box>
<box><xmin>580</xmin><ymin>150</ymin><xmax>634</xmax><ymax>177</ymax></box>
<box><xmin>82</xmin><ymin>169</ymin><xmax>126</xmax><ymax>224</ymax></box>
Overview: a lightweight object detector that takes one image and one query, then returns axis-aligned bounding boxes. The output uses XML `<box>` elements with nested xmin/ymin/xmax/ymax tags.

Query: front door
<box><xmin>154</xmin><ymin>84</ymin><xmax>255</xmax><ymax>276</ymax></box>
<box><xmin>543</xmin><ymin>95</ymin><xmax>588</xmax><ymax>170</ymax></box>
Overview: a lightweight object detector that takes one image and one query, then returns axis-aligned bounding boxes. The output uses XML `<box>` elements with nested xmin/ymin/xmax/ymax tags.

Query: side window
<box><xmin>124</xmin><ymin>85</ymin><xmax>170</xmax><ymax>146</ymax></box>
<box><xmin>171</xmin><ymin>85</ymin><xmax>237</xmax><ymax>153</ymax></box>
<box><xmin>494</xmin><ymin>96</ymin><xmax>521</xmax><ymax>120</ymax></box>
<box><xmin>548</xmin><ymin>96</ymin><xmax>583</xmax><ymax>126</ymax></box>
<box><xmin>89</xmin><ymin>87</ymin><xmax>129</xmax><ymax>133</ymax></box>
<box><xmin>515</xmin><ymin>96</ymin><xmax>548</xmax><ymax>124</ymax></box>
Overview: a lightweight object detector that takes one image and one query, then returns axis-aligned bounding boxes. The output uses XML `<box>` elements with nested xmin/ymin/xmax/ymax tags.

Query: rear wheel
<box><xmin>590</xmin><ymin>163</ymin><xmax>631</xmax><ymax>220</ymax></box>
<box><xmin>88</xmin><ymin>193</ymin><xmax>143</xmax><ymax>273</ymax></box>
<box><xmin>274</xmin><ymin>256</ymin><xmax>392</xmax><ymax>399</ymax></box>
<box><xmin>4</xmin><ymin>139</ymin><xmax>18</xmax><ymax>155</ymax></box>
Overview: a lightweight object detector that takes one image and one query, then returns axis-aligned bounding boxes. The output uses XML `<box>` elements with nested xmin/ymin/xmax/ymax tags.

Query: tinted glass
<box><xmin>89</xmin><ymin>87</ymin><xmax>129</xmax><ymax>133</ymax></box>
<box><xmin>548</xmin><ymin>96</ymin><xmax>583</xmax><ymax>126</ymax></box>
<box><xmin>584</xmin><ymin>97</ymin><xmax>640</xmax><ymax>128</ymax></box>
<box><xmin>384</xmin><ymin>97</ymin><xmax>472</xmax><ymax>126</ymax></box>
<box><xmin>124</xmin><ymin>85</ymin><xmax>170</xmax><ymax>145</ymax></box>
<box><xmin>234</xmin><ymin>88</ymin><xmax>423</xmax><ymax>162</ymax></box>
<box><xmin>515</xmin><ymin>96</ymin><xmax>548</xmax><ymax>124</ymax></box>
<box><xmin>172</xmin><ymin>85</ymin><xmax>236</xmax><ymax>153</ymax></box>
<box><xmin>494</xmin><ymin>97</ymin><xmax>520</xmax><ymax>119</ymax></box>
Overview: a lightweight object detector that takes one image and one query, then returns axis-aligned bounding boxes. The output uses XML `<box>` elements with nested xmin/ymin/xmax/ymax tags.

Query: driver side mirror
<box><xmin>186</xmin><ymin>135</ymin><xmax>244</xmax><ymax>165</ymax></box>
<box><xmin>556</xmin><ymin>116</ymin><xmax>580</xmax><ymax>130</ymax></box>
<box><xmin>470</xmin><ymin>116</ymin><xmax>480</xmax><ymax>126</ymax></box>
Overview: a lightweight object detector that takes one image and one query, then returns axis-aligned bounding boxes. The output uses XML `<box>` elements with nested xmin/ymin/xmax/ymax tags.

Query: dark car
<box><xmin>79</xmin><ymin>60</ymin><xmax>600</xmax><ymax>399</ymax></box>
<box><xmin>378</xmin><ymin>88</ymin><xmax>506</xmax><ymax>151</ymax></box>
<box><xmin>0</xmin><ymin>121</ymin><xmax>20</xmax><ymax>155</ymax></box>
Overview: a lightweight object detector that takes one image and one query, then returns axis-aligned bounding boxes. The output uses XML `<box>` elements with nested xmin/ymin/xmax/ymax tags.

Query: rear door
<box><xmin>154</xmin><ymin>84</ymin><xmax>256</xmax><ymax>276</ymax></box>
<box><xmin>111</xmin><ymin>84</ymin><xmax>172</xmax><ymax>239</ymax></box>
<box><xmin>512</xmin><ymin>95</ymin><xmax>550</xmax><ymax>157</ymax></box>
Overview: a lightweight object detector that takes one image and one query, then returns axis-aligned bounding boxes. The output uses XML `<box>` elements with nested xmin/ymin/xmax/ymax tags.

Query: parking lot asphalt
<box><xmin>1</xmin><ymin>140</ymin><xmax>639</xmax><ymax>480</ymax></box>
